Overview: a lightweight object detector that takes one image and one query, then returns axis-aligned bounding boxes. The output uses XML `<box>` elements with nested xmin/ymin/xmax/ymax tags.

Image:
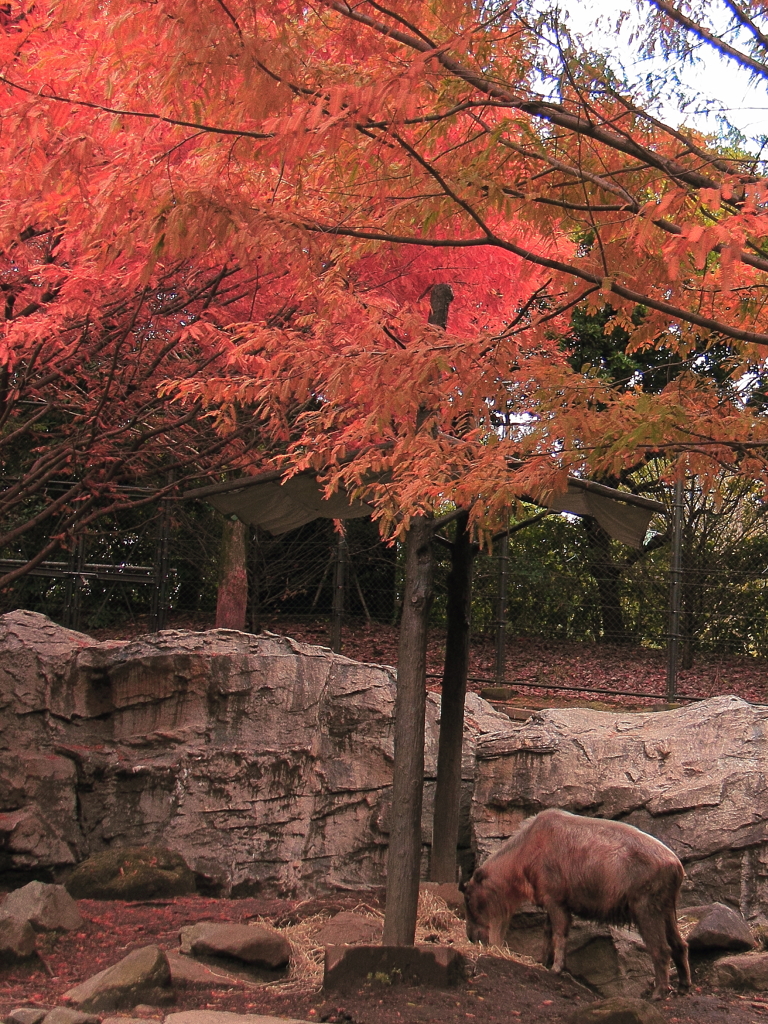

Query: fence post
<box><xmin>494</xmin><ymin>530</ymin><xmax>509</xmax><ymax>684</ymax></box>
<box><xmin>666</xmin><ymin>478</ymin><xmax>684</xmax><ymax>702</ymax></box>
<box><xmin>151</xmin><ymin>479</ymin><xmax>172</xmax><ymax>631</ymax></box>
<box><xmin>64</xmin><ymin>534</ymin><xmax>86</xmax><ymax>631</ymax></box>
<box><xmin>330</xmin><ymin>526</ymin><xmax>347</xmax><ymax>653</ymax></box>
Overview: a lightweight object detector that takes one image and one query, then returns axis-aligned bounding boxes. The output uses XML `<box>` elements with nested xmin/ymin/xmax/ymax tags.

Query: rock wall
<box><xmin>472</xmin><ymin>697</ymin><xmax>768</xmax><ymax>922</ymax></box>
<box><xmin>0</xmin><ymin>610</ymin><xmax>506</xmax><ymax>895</ymax></box>
<box><xmin>4</xmin><ymin>609</ymin><xmax>768</xmax><ymax>917</ymax></box>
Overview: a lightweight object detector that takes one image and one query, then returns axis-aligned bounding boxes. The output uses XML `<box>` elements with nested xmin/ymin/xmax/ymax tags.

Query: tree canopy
<box><xmin>3</xmin><ymin>0</ymin><xmax>768</xmax><ymax>541</ymax></box>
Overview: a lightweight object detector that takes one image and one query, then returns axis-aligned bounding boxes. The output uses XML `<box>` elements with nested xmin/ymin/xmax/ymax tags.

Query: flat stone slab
<box><xmin>179</xmin><ymin>922</ymin><xmax>290</xmax><ymax>970</ymax></box>
<box><xmin>166</xmin><ymin>1013</ymin><xmax>309</xmax><ymax>1024</ymax></box>
<box><xmin>312</xmin><ymin>912</ymin><xmax>382</xmax><ymax>946</ymax></box>
<box><xmin>167</xmin><ymin>949</ymin><xmax>250</xmax><ymax>989</ymax></box>
<box><xmin>568</xmin><ymin>997</ymin><xmax>668</xmax><ymax>1024</ymax></box>
<box><xmin>710</xmin><ymin>950</ymin><xmax>768</xmax><ymax>990</ymax></box>
<box><xmin>323</xmin><ymin>944</ymin><xmax>466</xmax><ymax>989</ymax></box>
<box><xmin>41</xmin><ymin>1011</ymin><xmax>100</xmax><ymax>1024</ymax></box>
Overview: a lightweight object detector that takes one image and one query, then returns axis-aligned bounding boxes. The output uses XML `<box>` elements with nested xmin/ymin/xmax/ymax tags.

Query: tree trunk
<box><xmin>382</xmin><ymin>515</ymin><xmax>434</xmax><ymax>945</ymax></box>
<box><xmin>430</xmin><ymin>512</ymin><xmax>476</xmax><ymax>883</ymax></box>
<box><xmin>216</xmin><ymin>516</ymin><xmax>248</xmax><ymax>629</ymax></box>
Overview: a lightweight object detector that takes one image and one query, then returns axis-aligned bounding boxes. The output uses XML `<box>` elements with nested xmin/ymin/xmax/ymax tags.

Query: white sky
<box><xmin>556</xmin><ymin>1</ymin><xmax>767</xmax><ymax>146</ymax></box>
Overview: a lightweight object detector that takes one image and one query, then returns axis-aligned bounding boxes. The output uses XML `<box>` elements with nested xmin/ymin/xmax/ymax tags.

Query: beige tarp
<box><xmin>187</xmin><ymin>472</ymin><xmax>662</xmax><ymax>547</ymax></box>
<box><xmin>202</xmin><ymin>474</ymin><xmax>374</xmax><ymax>535</ymax></box>
<box><xmin>546</xmin><ymin>483</ymin><xmax>656</xmax><ymax>548</ymax></box>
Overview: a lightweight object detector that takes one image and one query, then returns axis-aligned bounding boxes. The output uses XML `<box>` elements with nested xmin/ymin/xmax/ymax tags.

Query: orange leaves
<box><xmin>5</xmin><ymin>0</ymin><xmax>768</xmax><ymax>538</ymax></box>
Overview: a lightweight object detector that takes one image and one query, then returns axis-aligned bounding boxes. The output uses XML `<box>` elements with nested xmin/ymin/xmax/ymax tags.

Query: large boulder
<box><xmin>65</xmin><ymin>847</ymin><xmax>196</xmax><ymax>900</ymax></box>
<box><xmin>472</xmin><ymin>695</ymin><xmax>768</xmax><ymax>921</ymax></box>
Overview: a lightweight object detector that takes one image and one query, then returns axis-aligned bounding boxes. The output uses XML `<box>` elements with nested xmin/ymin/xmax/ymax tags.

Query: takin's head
<box><xmin>460</xmin><ymin>868</ymin><xmax>508</xmax><ymax>946</ymax></box>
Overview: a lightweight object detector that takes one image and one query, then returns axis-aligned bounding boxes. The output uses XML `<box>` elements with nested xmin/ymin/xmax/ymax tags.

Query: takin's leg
<box><xmin>666</xmin><ymin>913</ymin><xmax>691</xmax><ymax>992</ymax></box>
<box><xmin>633</xmin><ymin>908</ymin><xmax>673</xmax><ymax>1000</ymax></box>
<box><xmin>542</xmin><ymin>902</ymin><xmax>571</xmax><ymax>974</ymax></box>
<box><xmin>542</xmin><ymin>916</ymin><xmax>554</xmax><ymax>969</ymax></box>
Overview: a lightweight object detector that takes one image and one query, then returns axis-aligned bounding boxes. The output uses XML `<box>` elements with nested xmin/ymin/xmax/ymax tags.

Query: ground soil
<box><xmin>1</xmin><ymin>893</ymin><xmax>767</xmax><ymax>1024</ymax></box>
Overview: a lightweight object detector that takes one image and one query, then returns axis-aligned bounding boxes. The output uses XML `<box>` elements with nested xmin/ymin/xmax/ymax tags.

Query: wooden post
<box><xmin>216</xmin><ymin>515</ymin><xmax>248</xmax><ymax>629</ymax></box>
<box><xmin>430</xmin><ymin>511</ymin><xmax>476</xmax><ymax>882</ymax></box>
<box><xmin>382</xmin><ymin>514</ymin><xmax>434</xmax><ymax>945</ymax></box>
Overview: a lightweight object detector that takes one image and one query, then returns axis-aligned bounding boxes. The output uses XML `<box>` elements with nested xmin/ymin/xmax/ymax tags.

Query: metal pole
<box><xmin>330</xmin><ymin>527</ymin><xmax>347</xmax><ymax>653</ymax></box>
<box><xmin>494</xmin><ymin>530</ymin><xmax>509</xmax><ymax>684</ymax></box>
<box><xmin>666</xmin><ymin>478</ymin><xmax>684</xmax><ymax>702</ymax></box>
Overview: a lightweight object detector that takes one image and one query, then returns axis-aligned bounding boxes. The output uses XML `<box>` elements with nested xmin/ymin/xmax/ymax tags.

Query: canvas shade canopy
<box><xmin>185</xmin><ymin>471</ymin><xmax>665</xmax><ymax>547</ymax></box>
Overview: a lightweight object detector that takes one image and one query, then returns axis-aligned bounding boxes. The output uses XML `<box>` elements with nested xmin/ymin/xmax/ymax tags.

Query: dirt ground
<box><xmin>1</xmin><ymin>892</ymin><xmax>767</xmax><ymax>1024</ymax></box>
<box><xmin>88</xmin><ymin>614</ymin><xmax>768</xmax><ymax>709</ymax></box>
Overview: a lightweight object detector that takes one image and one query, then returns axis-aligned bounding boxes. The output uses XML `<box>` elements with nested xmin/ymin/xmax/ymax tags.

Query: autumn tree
<box><xmin>5</xmin><ymin>0</ymin><xmax>768</xmax><ymax>943</ymax></box>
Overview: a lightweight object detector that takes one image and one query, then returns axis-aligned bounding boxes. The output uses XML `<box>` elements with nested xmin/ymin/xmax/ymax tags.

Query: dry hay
<box><xmin>250</xmin><ymin>890</ymin><xmax>540</xmax><ymax>996</ymax></box>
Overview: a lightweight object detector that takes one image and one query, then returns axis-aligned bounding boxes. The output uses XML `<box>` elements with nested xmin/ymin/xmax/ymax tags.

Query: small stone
<box><xmin>1</xmin><ymin>882</ymin><xmax>83</xmax><ymax>933</ymax></box>
<box><xmin>568</xmin><ymin>996</ymin><xmax>668</xmax><ymax>1024</ymax></box>
<box><xmin>679</xmin><ymin>903</ymin><xmax>756</xmax><ymax>952</ymax></box>
<box><xmin>6</xmin><ymin>1009</ymin><xmax>47</xmax><ymax>1024</ymax></box>
<box><xmin>0</xmin><ymin>916</ymin><xmax>37</xmax><ymax>961</ymax></box>
<box><xmin>41</xmin><ymin>1009</ymin><xmax>100</xmax><ymax>1024</ymax></box>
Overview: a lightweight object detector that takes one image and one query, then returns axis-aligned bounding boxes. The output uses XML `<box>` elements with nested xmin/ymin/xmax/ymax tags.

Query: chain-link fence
<box><xmin>4</xmin><ymin>492</ymin><xmax>768</xmax><ymax>699</ymax></box>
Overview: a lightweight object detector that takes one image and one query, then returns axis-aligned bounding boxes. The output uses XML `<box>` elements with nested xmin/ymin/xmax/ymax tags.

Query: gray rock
<box><xmin>65</xmin><ymin>847</ymin><xmax>196</xmax><ymax>901</ymax></box>
<box><xmin>41</xmin><ymin>1010</ymin><xmax>99</xmax><ymax>1024</ymax></box>
<box><xmin>710</xmin><ymin>950</ymin><xmax>768</xmax><ymax>989</ymax></box>
<box><xmin>679</xmin><ymin>902</ymin><xmax>756</xmax><ymax>951</ymax></box>
<box><xmin>0</xmin><ymin>611</ymin><xmax>508</xmax><ymax>895</ymax></box>
<box><xmin>5</xmin><ymin>1008</ymin><xmax>47</xmax><ymax>1024</ymax></box>
<box><xmin>62</xmin><ymin>945</ymin><xmax>173</xmax><ymax>1012</ymax></box>
<box><xmin>100</xmin><ymin>1018</ymin><xmax>158</xmax><ymax>1024</ymax></box>
<box><xmin>312</xmin><ymin>911</ymin><xmax>382</xmax><ymax>946</ymax></box>
<box><xmin>472</xmin><ymin>695</ymin><xmax>768</xmax><ymax>920</ymax></box>
<box><xmin>179</xmin><ymin>922</ymin><xmax>289</xmax><ymax>969</ymax></box>
<box><xmin>1</xmin><ymin>882</ymin><xmax>83</xmax><ymax>932</ymax></box>
<box><xmin>0</xmin><ymin>916</ymin><xmax>37</xmax><ymax>961</ymax></box>
<box><xmin>568</xmin><ymin>997</ymin><xmax>668</xmax><ymax>1024</ymax></box>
